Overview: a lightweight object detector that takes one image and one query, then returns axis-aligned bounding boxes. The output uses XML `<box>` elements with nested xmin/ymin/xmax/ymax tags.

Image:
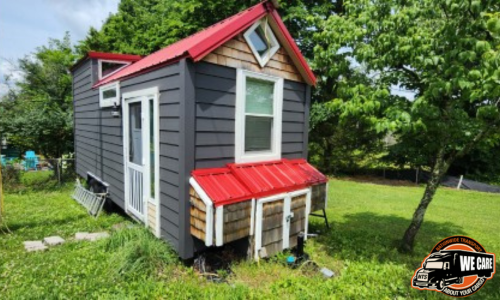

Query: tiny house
<box><xmin>71</xmin><ymin>0</ymin><xmax>327</xmax><ymax>260</ymax></box>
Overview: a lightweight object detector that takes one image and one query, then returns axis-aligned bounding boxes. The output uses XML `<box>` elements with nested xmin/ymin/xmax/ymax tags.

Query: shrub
<box><xmin>106</xmin><ymin>227</ymin><xmax>178</xmax><ymax>278</ymax></box>
<box><xmin>1</xmin><ymin>166</ymin><xmax>22</xmax><ymax>191</ymax></box>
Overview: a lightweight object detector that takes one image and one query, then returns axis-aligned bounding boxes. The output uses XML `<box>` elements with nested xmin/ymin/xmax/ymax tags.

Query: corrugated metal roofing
<box><xmin>192</xmin><ymin>168</ymin><xmax>254</xmax><ymax>206</ymax></box>
<box><xmin>289</xmin><ymin>159</ymin><xmax>328</xmax><ymax>185</ymax></box>
<box><xmin>191</xmin><ymin>159</ymin><xmax>326</xmax><ymax>206</ymax></box>
<box><xmin>91</xmin><ymin>0</ymin><xmax>316</xmax><ymax>87</ymax></box>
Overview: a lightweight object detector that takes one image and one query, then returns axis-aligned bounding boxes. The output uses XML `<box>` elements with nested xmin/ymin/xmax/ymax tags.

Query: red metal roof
<box><xmin>227</xmin><ymin>160</ymin><xmax>307</xmax><ymax>196</ymax></box>
<box><xmin>70</xmin><ymin>51</ymin><xmax>142</xmax><ymax>72</ymax></box>
<box><xmin>87</xmin><ymin>51</ymin><xmax>142</xmax><ymax>62</ymax></box>
<box><xmin>192</xmin><ymin>168</ymin><xmax>254</xmax><ymax>206</ymax></box>
<box><xmin>289</xmin><ymin>159</ymin><xmax>327</xmax><ymax>185</ymax></box>
<box><xmin>191</xmin><ymin>159</ymin><xmax>326</xmax><ymax>207</ymax></box>
<box><xmin>92</xmin><ymin>0</ymin><xmax>316</xmax><ymax>87</ymax></box>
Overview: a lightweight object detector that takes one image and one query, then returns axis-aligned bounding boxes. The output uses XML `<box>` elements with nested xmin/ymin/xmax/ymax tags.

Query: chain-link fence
<box><xmin>1</xmin><ymin>157</ymin><xmax>76</xmax><ymax>187</ymax></box>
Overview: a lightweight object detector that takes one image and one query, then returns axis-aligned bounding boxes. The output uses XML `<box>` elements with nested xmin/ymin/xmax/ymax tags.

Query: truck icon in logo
<box><xmin>411</xmin><ymin>236</ymin><xmax>496</xmax><ymax>297</ymax></box>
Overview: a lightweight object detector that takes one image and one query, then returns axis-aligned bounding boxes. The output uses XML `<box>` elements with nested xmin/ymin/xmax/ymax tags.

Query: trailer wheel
<box><xmin>437</xmin><ymin>279</ymin><xmax>445</xmax><ymax>291</ymax></box>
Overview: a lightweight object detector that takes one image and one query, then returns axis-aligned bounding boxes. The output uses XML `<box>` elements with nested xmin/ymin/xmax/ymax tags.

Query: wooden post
<box><xmin>457</xmin><ymin>175</ymin><xmax>464</xmax><ymax>190</ymax></box>
<box><xmin>0</xmin><ymin>146</ymin><xmax>4</xmax><ymax>223</ymax></box>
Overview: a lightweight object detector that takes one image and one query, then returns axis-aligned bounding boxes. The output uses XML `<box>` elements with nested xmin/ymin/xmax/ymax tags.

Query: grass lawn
<box><xmin>1</xmin><ymin>173</ymin><xmax>499</xmax><ymax>299</ymax></box>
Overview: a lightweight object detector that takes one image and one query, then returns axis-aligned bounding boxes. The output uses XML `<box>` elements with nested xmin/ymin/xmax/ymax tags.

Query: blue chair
<box><xmin>23</xmin><ymin>151</ymin><xmax>39</xmax><ymax>171</ymax></box>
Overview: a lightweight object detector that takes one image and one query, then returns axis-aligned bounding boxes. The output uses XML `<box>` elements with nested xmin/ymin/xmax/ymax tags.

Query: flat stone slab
<box><xmin>75</xmin><ymin>232</ymin><xmax>90</xmax><ymax>241</ymax></box>
<box><xmin>75</xmin><ymin>232</ymin><xmax>109</xmax><ymax>241</ymax></box>
<box><xmin>43</xmin><ymin>236</ymin><xmax>65</xmax><ymax>246</ymax></box>
<box><xmin>87</xmin><ymin>232</ymin><xmax>109</xmax><ymax>241</ymax></box>
<box><xmin>24</xmin><ymin>241</ymin><xmax>48</xmax><ymax>252</ymax></box>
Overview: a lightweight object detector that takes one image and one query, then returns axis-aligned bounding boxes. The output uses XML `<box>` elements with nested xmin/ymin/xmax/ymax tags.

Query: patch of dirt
<box><xmin>193</xmin><ymin>247</ymin><xmax>243</xmax><ymax>283</ymax></box>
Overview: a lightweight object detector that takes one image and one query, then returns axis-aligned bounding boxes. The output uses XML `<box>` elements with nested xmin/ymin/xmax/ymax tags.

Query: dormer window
<box><xmin>244</xmin><ymin>19</ymin><xmax>280</xmax><ymax>67</ymax></box>
<box><xmin>98</xmin><ymin>60</ymin><xmax>130</xmax><ymax>79</ymax></box>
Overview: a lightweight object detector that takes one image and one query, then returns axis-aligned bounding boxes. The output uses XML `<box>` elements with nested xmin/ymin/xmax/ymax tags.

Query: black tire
<box><xmin>437</xmin><ymin>279</ymin><xmax>446</xmax><ymax>291</ymax></box>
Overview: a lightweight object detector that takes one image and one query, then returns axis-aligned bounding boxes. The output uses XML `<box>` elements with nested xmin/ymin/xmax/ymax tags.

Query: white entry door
<box><xmin>123</xmin><ymin>88</ymin><xmax>159</xmax><ymax>223</ymax></box>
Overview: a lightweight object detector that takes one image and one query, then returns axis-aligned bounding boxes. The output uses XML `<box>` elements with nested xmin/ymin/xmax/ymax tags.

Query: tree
<box><xmin>315</xmin><ymin>0</ymin><xmax>500</xmax><ymax>251</ymax></box>
<box><xmin>77</xmin><ymin>0</ymin><xmax>385</xmax><ymax>173</ymax></box>
<box><xmin>0</xmin><ymin>33</ymin><xmax>76</xmax><ymax>159</ymax></box>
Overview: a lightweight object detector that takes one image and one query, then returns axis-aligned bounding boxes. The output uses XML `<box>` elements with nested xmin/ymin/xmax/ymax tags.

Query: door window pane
<box><xmin>149</xmin><ymin>99</ymin><xmax>155</xmax><ymax>199</ymax></box>
<box><xmin>245</xmin><ymin>116</ymin><xmax>272</xmax><ymax>151</ymax></box>
<box><xmin>129</xmin><ymin>102</ymin><xmax>142</xmax><ymax>165</ymax></box>
<box><xmin>245</xmin><ymin>78</ymin><xmax>274</xmax><ymax>115</ymax></box>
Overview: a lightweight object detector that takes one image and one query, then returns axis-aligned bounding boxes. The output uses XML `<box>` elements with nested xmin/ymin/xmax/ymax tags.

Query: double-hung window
<box><xmin>235</xmin><ymin>69</ymin><xmax>283</xmax><ymax>163</ymax></box>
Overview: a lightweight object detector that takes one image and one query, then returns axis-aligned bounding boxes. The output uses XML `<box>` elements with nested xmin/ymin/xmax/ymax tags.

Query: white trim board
<box><xmin>189</xmin><ymin>177</ymin><xmax>214</xmax><ymax>247</ymax></box>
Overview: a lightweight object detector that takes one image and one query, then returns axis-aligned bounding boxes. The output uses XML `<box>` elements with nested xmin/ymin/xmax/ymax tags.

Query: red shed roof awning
<box><xmin>192</xmin><ymin>159</ymin><xmax>326</xmax><ymax>206</ymax></box>
<box><xmin>91</xmin><ymin>0</ymin><xmax>316</xmax><ymax>87</ymax></box>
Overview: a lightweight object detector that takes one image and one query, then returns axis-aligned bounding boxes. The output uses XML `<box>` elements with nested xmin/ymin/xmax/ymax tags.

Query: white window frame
<box><xmin>99</xmin><ymin>82</ymin><xmax>120</xmax><ymax>108</ymax></box>
<box><xmin>235</xmin><ymin>69</ymin><xmax>283</xmax><ymax>163</ymax></box>
<box><xmin>243</xmin><ymin>19</ymin><xmax>280</xmax><ymax>68</ymax></box>
<box><xmin>98</xmin><ymin>59</ymin><xmax>130</xmax><ymax>80</ymax></box>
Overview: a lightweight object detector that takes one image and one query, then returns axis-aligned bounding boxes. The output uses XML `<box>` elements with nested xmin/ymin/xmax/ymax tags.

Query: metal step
<box><xmin>72</xmin><ymin>179</ymin><xmax>107</xmax><ymax>218</ymax></box>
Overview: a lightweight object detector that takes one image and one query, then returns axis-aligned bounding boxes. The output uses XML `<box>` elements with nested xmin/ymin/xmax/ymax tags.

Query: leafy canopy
<box><xmin>0</xmin><ymin>33</ymin><xmax>76</xmax><ymax>158</ymax></box>
<box><xmin>315</xmin><ymin>0</ymin><xmax>500</xmax><ymax>169</ymax></box>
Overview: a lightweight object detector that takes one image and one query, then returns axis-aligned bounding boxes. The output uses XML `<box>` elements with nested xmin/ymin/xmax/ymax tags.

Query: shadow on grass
<box><xmin>0</xmin><ymin>215</ymin><xmax>88</xmax><ymax>235</ymax></box>
<box><xmin>309</xmin><ymin>212</ymin><xmax>500</xmax><ymax>297</ymax></box>
<box><xmin>310</xmin><ymin>212</ymin><xmax>465</xmax><ymax>263</ymax></box>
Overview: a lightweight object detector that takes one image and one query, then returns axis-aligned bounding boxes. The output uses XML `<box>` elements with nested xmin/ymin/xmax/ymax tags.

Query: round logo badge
<box><xmin>411</xmin><ymin>236</ymin><xmax>496</xmax><ymax>297</ymax></box>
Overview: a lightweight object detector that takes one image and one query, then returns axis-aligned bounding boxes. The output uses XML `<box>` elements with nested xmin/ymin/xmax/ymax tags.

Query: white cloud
<box><xmin>0</xmin><ymin>83</ymin><xmax>10</xmax><ymax>98</ymax></box>
<box><xmin>0</xmin><ymin>59</ymin><xmax>24</xmax><ymax>97</ymax></box>
<box><xmin>45</xmin><ymin>0</ymin><xmax>120</xmax><ymax>40</ymax></box>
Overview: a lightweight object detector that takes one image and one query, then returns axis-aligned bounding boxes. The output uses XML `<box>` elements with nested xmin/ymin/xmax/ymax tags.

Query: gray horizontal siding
<box><xmin>73</xmin><ymin>60</ymin><xmax>183</xmax><ymax>255</ymax></box>
<box><xmin>72</xmin><ymin>58</ymin><xmax>125</xmax><ymax>209</ymax></box>
<box><xmin>194</xmin><ymin>62</ymin><xmax>236</xmax><ymax>169</ymax></box>
<box><xmin>193</xmin><ymin>62</ymin><xmax>309</xmax><ymax>168</ymax></box>
<box><xmin>281</xmin><ymin>78</ymin><xmax>308</xmax><ymax>159</ymax></box>
<box><xmin>120</xmin><ymin>63</ymin><xmax>182</xmax><ymax>253</ymax></box>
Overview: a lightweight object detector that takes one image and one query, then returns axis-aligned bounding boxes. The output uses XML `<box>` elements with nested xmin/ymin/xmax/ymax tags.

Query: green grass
<box><xmin>1</xmin><ymin>174</ymin><xmax>499</xmax><ymax>299</ymax></box>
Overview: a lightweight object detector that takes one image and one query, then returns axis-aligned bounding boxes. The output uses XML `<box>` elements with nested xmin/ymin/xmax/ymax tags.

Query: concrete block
<box><xmin>24</xmin><ymin>241</ymin><xmax>48</xmax><ymax>252</ymax></box>
<box><xmin>75</xmin><ymin>232</ymin><xmax>90</xmax><ymax>241</ymax></box>
<box><xmin>87</xmin><ymin>232</ymin><xmax>110</xmax><ymax>241</ymax></box>
<box><xmin>43</xmin><ymin>236</ymin><xmax>65</xmax><ymax>246</ymax></box>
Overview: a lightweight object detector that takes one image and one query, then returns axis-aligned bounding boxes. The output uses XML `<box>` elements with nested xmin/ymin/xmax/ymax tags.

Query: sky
<box><xmin>0</xmin><ymin>1</ymin><xmax>414</xmax><ymax>100</ymax></box>
<box><xmin>0</xmin><ymin>0</ymin><xmax>120</xmax><ymax>96</ymax></box>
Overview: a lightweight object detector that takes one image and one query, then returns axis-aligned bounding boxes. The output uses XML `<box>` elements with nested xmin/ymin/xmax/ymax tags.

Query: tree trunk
<box><xmin>400</xmin><ymin>147</ymin><xmax>450</xmax><ymax>252</ymax></box>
